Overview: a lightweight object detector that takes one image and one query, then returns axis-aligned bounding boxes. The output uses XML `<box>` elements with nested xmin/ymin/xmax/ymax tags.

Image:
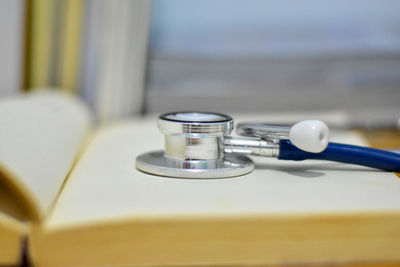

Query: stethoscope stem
<box><xmin>223</xmin><ymin>137</ymin><xmax>279</xmax><ymax>157</ymax></box>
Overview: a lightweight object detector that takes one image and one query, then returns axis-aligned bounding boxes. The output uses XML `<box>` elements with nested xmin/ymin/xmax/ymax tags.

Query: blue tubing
<box><xmin>278</xmin><ymin>139</ymin><xmax>400</xmax><ymax>172</ymax></box>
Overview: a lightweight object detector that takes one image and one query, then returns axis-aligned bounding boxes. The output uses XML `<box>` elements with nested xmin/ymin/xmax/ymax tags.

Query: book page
<box><xmin>0</xmin><ymin>92</ymin><xmax>92</xmax><ymax>220</ymax></box>
<box><xmin>45</xmin><ymin>116</ymin><xmax>400</xmax><ymax>230</ymax></box>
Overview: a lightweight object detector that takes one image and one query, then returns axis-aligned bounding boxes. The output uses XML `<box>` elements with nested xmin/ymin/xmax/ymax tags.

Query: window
<box><xmin>146</xmin><ymin>0</ymin><xmax>400</xmax><ymax>116</ymax></box>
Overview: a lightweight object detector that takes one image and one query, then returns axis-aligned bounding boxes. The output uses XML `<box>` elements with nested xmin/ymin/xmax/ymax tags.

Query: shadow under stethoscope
<box><xmin>254</xmin><ymin>162</ymin><xmax>383</xmax><ymax>178</ymax></box>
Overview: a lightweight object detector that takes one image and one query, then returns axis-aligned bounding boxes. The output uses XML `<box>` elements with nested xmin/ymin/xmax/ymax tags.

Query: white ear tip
<box><xmin>289</xmin><ymin>120</ymin><xmax>330</xmax><ymax>153</ymax></box>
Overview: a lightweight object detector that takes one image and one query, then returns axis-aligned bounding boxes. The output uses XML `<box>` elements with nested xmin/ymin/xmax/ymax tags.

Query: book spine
<box><xmin>81</xmin><ymin>0</ymin><xmax>151</xmax><ymax>122</ymax></box>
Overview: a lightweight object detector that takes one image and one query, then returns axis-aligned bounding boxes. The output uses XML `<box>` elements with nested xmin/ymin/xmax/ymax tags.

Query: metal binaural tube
<box><xmin>236</xmin><ymin>123</ymin><xmax>290</xmax><ymax>142</ymax></box>
<box><xmin>223</xmin><ymin>137</ymin><xmax>279</xmax><ymax>157</ymax></box>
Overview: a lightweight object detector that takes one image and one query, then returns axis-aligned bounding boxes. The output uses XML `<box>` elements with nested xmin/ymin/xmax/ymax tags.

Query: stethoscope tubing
<box><xmin>278</xmin><ymin>140</ymin><xmax>400</xmax><ymax>172</ymax></box>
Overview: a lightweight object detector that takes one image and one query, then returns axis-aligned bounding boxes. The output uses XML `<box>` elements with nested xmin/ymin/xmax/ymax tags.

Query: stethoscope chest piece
<box><xmin>136</xmin><ymin>111</ymin><xmax>254</xmax><ymax>178</ymax></box>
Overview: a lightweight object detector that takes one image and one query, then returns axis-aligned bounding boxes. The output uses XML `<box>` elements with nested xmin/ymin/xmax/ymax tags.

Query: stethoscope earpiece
<box><xmin>289</xmin><ymin>120</ymin><xmax>329</xmax><ymax>153</ymax></box>
<box><xmin>136</xmin><ymin>111</ymin><xmax>400</xmax><ymax>178</ymax></box>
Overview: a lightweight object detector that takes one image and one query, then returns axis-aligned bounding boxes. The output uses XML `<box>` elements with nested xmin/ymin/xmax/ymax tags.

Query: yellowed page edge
<box><xmin>30</xmin><ymin>212</ymin><xmax>400</xmax><ymax>266</ymax></box>
<box><xmin>0</xmin><ymin>213</ymin><xmax>26</xmax><ymax>265</ymax></box>
<box><xmin>0</xmin><ymin>163</ymin><xmax>39</xmax><ymax>221</ymax></box>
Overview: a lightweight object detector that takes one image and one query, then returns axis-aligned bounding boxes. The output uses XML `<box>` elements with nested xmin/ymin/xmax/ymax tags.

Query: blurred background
<box><xmin>1</xmin><ymin>0</ymin><xmax>400</xmax><ymax>124</ymax></box>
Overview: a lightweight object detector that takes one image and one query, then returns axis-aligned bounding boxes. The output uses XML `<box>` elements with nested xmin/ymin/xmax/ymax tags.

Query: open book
<box><xmin>1</xmin><ymin>92</ymin><xmax>400</xmax><ymax>266</ymax></box>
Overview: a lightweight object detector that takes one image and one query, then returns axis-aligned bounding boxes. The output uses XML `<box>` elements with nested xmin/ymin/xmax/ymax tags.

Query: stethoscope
<box><xmin>136</xmin><ymin>111</ymin><xmax>400</xmax><ymax>178</ymax></box>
